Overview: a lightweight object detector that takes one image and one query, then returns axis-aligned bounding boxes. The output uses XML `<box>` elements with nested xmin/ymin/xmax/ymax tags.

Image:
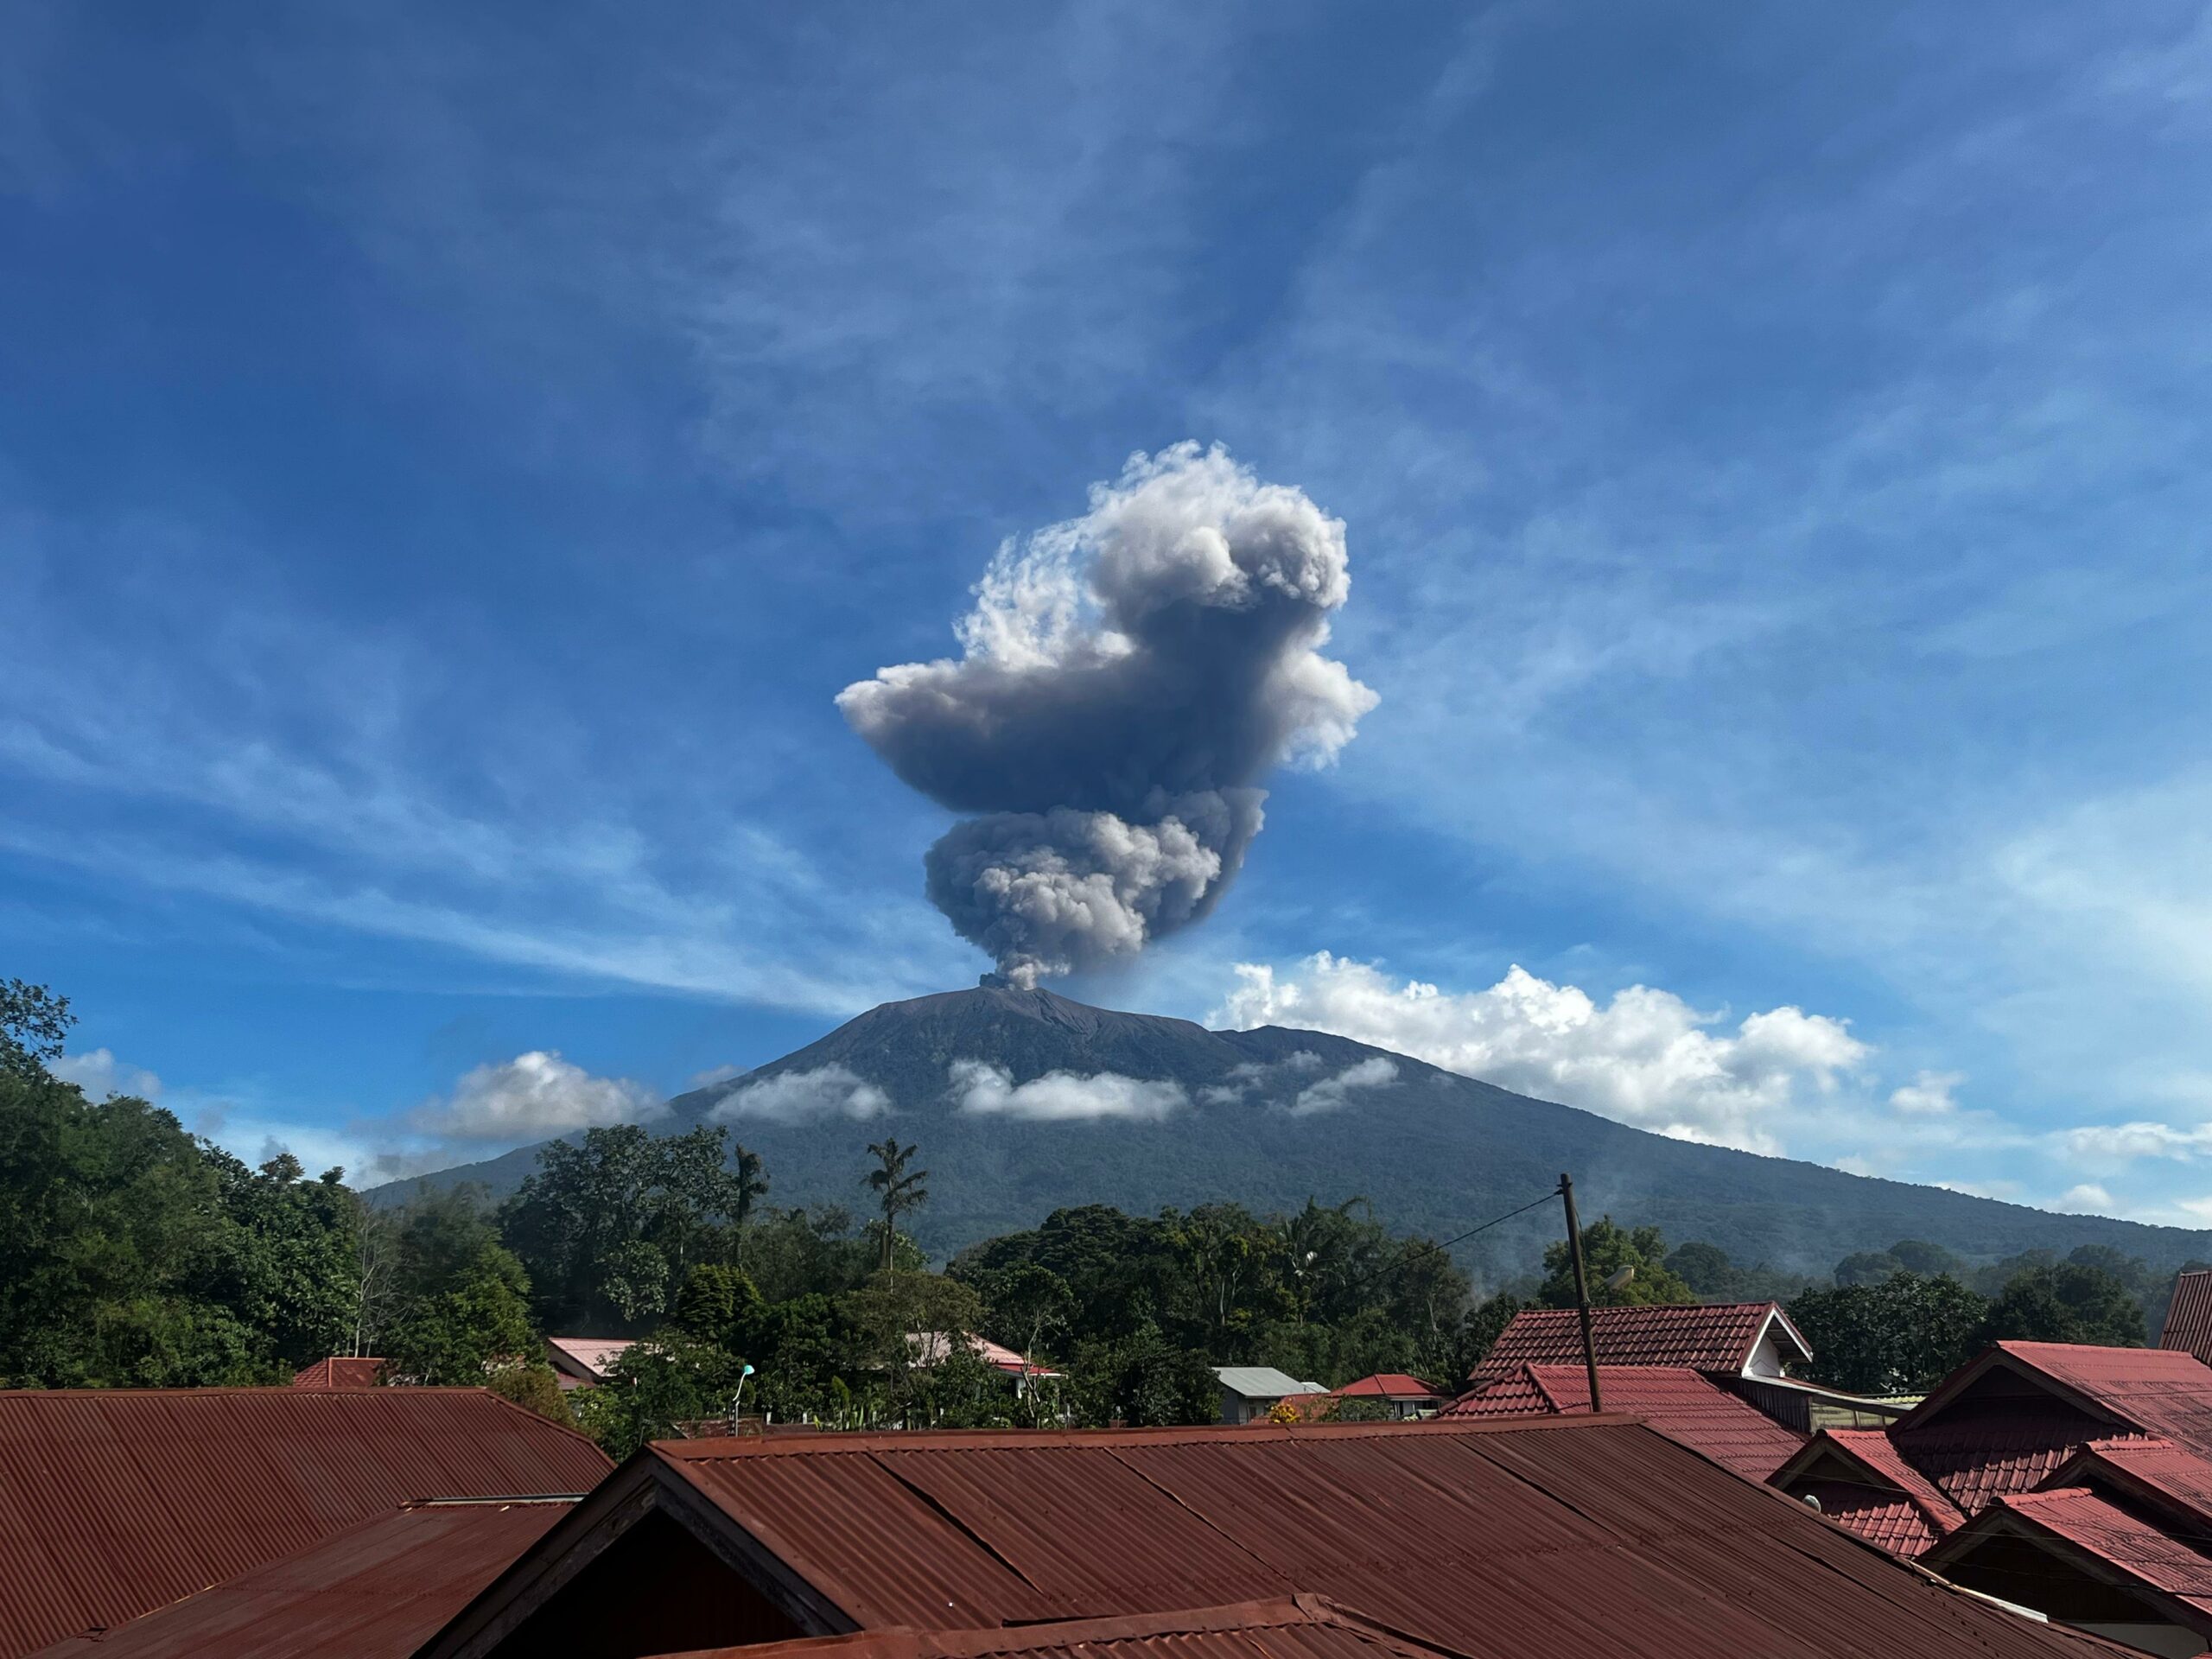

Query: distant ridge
<box><xmin>375</xmin><ymin>983</ymin><xmax>2212</xmax><ymax>1276</ymax></box>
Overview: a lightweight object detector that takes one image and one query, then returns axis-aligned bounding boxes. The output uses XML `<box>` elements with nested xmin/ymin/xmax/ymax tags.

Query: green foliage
<box><xmin>1789</xmin><ymin>1272</ymin><xmax>1989</xmax><ymax>1393</ymax></box>
<box><xmin>0</xmin><ymin>979</ymin><xmax>73</xmax><ymax>1081</ymax></box>
<box><xmin>864</xmin><ymin>1139</ymin><xmax>930</xmax><ymax>1272</ymax></box>
<box><xmin>1072</xmin><ymin>1324</ymin><xmax>1218</xmax><ymax>1426</ymax></box>
<box><xmin>485</xmin><ymin>1361</ymin><xmax>577</xmax><ymax>1427</ymax></box>
<box><xmin>384</xmin><ymin>1231</ymin><xmax>537</xmax><ymax>1384</ymax></box>
<box><xmin>1540</xmin><ymin>1217</ymin><xmax>1694</xmax><ymax>1308</ymax></box>
<box><xmin>0</xmin><ymin>1068</ymin><xmax>359</xmax><ymax>1387</ymax></box>
<box><xmin>1981</xmin><ymin>1262</ymin><xmax>2145</xmax><ymax>1348</ymax></box>
<box><xmin>499</xmin><ymin>1124</ymin><xmax>755</xmax><ymax>1332</ymax></box>
<box><xmin>577</xmin><ymin>1332</ymin><xmax>748</xmax><ymax>1459</ymax></box>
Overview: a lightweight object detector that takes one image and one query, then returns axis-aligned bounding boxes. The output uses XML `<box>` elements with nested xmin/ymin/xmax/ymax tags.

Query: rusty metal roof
<box><xmin>289</xmin><ymin>1357</ymin><xmax>385</xmax><ymax>1390</ymax></box>
<box><xmin>0</xmin><ymin>1387</ymin><xmax>610</xmax><ymax>1659</ymax></box>
<box><xmin>24</xmin><ymin>1497</ymin><xmax>575</xmax><ymax>1659</ymax></box>
<box><xmin>2050</xmin><ymin>1435</ymin><xmax>2212</xmax><ymax>1527</ymax></box>
<box><xmin>537</xmin><ymin>1415</ymin><xmax>2114</xmax><ymax>1659</ymax></box>
<box><xmin>650</xmin><ymin>1595</ymin><xmax>1482</xmax><ymax>1659</ymax></box>
<box><xmin>2163</xmin><ymin>1270</ymin><xmax>2212</xmax><ymax>1365</ymax></box>
<box><xmin>1442</xmin><ymin>1364</ymin><xmax>1804</xmax><ymax>1482</ymax></box>
<box><xmin>1929</xmin><ymin>1485</ymin><xmax>2212</xmax><ymax>1628</ymax></box>
<box><xmin>1467</xmin><ymin>1302</ymin><xmax>1805</xmax><ymax>1384</ymax></box>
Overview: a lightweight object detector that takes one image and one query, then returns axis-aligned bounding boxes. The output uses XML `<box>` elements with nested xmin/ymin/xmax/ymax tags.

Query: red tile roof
<box><xmin>1468</xmin><ymin>1302</ymin><xmax>1805</xmax><ymax>1384</ymax></box>
<box><xmin>2046</xmin><ymin>1436</ymin><xmax>2212</xmax><ymax>1527</ymax></box>
<box><xmin>289</xmin><ymin>1357</ymin><xmax>385</xmax><ymax>1390</ymax></box>
<box><xmin>1332</xmin><ymin>1375</ymin><xmax>1441</xmax><ymax>1401</ymax></box>
<box><xmin>1997</xmin><ymin>1342</ymin><xmax>2212</xmax><ymax>1455</ymax></box>
<box><xmin>1767</xmin><ymin>1430</ymin><xmax>1965</xmax><ymax>1558</ymax></box>
<box><xmin>1443</xmin><ymin>1365</ymin><xmax>1804</xmax><ymax>1482</ymax></box>
<box><xmin>0</xmin><ymin>1387</ymin><xmax>611</xmax><ymax>1659</ymax></box>
<box><xmin>1891</xmin><ymin>1399</ymin><xmax>2101</xmax><ymax>1515</ymax></box>
<box><xmin>1961</xmin><ymin>1486</ymin><xmax>2212</xmax><ymax>1619</ymax></box>
<box><xmin>25</xmin><ymin>1498</ymin><xmax>575</xmax><ymax>1659</ymax></box>
<box><xmin>430</xmin><ymin>1414</ymin><xmax>2104</xmax><ymax>1659</ymax></box>
<box><xmin>655</xmin><ymin>1596</ymin><xmax>1472</xmax><ymax>1659</ymax></box>
<box><xmin>2162</xmin><ymin>1269</ymin><xmax>2212</xmax><ymax>1365</ymax></box>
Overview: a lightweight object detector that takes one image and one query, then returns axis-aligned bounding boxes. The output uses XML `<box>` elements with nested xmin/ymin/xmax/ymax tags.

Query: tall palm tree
<box><xmin>865</xmin><ymin>1138</ymin><xmax>929</xmax><ymax>1272</ymax></box>
<box><xmin>731</xmin><ymin>1143</ymin><xmax>768</xmax><ymax>1266</ymax></box>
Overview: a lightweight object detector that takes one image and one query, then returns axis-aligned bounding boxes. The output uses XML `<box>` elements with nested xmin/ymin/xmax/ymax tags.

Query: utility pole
<box><xmin>1559</xmin><ymin>1173</ymin><xmax>1604</xmax><ymax>1414</ymax></box>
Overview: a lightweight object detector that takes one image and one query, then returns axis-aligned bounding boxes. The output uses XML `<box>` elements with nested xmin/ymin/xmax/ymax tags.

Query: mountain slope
<box><xmin>378</xmin><ymin>983</ymin><xmax>2212</xmax><ymax>1277</ymax></box>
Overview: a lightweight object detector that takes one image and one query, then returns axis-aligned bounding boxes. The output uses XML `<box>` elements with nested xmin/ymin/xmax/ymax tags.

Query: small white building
<box><xmin>1213</xmin><ymin>1365</ymin><xmax>1329</xmax><ymax>1425</ymax></box>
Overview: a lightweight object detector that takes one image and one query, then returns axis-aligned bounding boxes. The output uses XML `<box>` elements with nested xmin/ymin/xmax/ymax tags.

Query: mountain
<box><xmin>375</xmin><ymin>982</ymin><xmax>2212</xmax><ymax>1279</ymax></box>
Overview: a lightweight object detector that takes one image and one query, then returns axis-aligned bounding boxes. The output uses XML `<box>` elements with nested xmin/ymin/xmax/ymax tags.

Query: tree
<box><xmin>1539</xmin><ymin>1217</ymin><xmax>1694</xmax><ymax>1308</ymax></box>
<box><xmin>573</xmin><ymin>1331</ymin><xmax>747</xmax><ymax>1458</ymax></box>
<box><xmin>1982</xmin><ymin>1263</ymin><xmax>2145</xmax><ymax>1348</ymax></box>
<box><xmin>1788</xmin><ymin>1273</ymin><xmax>1988</xmax><ymax>1393</ymax></box>
<box><xmin>500</xmin><ymin>1124</ymin><xmax>753</xmax><ymax>1332</ymax></box>
<box><xmin>840</xmin><ymin>1268</ymin><xmax>981</xmax><ymax>1426</ymax></box>
<box><xmin>0</xmin><ymin>979</ymin><xmax>72</xmax><ymax>1081</ymax></box>
<box><xmin>1833</xmin><ymin>1250</ymin><xmax>1904</xmax><ymax>1287</ymax></box>
<box><xmin>864</xmin><ymin>1139</ymin><xmax>929</xmax><ymax>1272</ymax></box>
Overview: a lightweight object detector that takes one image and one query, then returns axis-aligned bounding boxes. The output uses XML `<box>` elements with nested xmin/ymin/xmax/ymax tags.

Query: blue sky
<box><xmin>4</xmin><ymin>2</ymin><xmax>2209</xmax><ymax>1218</ymax></box>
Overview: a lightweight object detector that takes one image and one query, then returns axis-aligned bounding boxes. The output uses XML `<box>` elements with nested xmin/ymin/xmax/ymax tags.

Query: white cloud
<box><xmin>52</xmin><ymin>1047</ymin><xmax>162</xmax><ymax>1101</ymax></box>
<box><xmin>711</xmin><ymin>1064</ymin><xmax>889</xmax><ymax>1124</ymax></box>
<box><xmin>949</xmin><ymin>1058</ymin><xmax>1185</xmax><ymax>1122</ymax></box>
<box><xmin>1889</xmin><ymin>1071</ymin><xmax>1963</xmax><ymax>1115</ymax></box>
<box><xmin>410</xmin><ymin>1051</ymin><xmax>664</xmax><ymax>1142</ymax></box>
<box><xmin>1292</xmin><ymin>1057</ymin><xmax>1400</xmax><ymax>1116</ymax></box>
<box><xmin>1212</xmin><ymin>953</ymin><xmax>1869</xmax><ymax>1154</ymax></box>
<box><xmin>2062</xmin><ymin>1120</ymin><xmax>2212</xmax><ymax>1163</ymax></box>
<box><xmin>690</xmin><ymin>1063</ymin><xmax>746</xmax><ymax>1088</ymax></box>
<box><xmin>2057</xmin><ymin>1183</ymin><xmax>2115</xmax><ymax>1214</ymax></box>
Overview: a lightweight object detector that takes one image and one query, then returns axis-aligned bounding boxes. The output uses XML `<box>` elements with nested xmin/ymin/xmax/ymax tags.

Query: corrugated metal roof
<box><xmin>1467</xmin><ymin>1302</ymin><xmax>1803</xmax><ymax>1385</ymax></box>
<box><xmin>543</xmin><ymin>1337</ymin><xmax>634</xmax><ymax>1381</ymax></box>
<box><xmin>0</xmin><ymin>1387</ymin><xmax>611</xmax><ymax>1659</ymax></box>
<box><xmin>650</xmin><ymin>1595</ymin><xmax>1477</xmax><ymax>1659</ymax></box>
<box><xmin>24</xmin><ymin>1498</ymin><xmax>575</xmax><ymax>1659</ymax></box>
<box><xmin>2162</xmin><ymin>1270</ymin><xmax>2212</xmax><ymax>1365</ymax></box>
<box><xmin>1443</xmin><ymin>1365</ymin><xmax>1805</xmax><ymax>1484</ymax></box>
<box><xmin>602</xmin><ymin>1415</ymin><xmax>2105</xmax><ymax>1659</ymax></box>
<box><xmin>289</xmin><ymin>1357</ymin><xmax>385</xmax><ymax>1390</ymax></box>
<box><xmin>1213</xmin><ymin>1370</ymin><xmax>1325</xmax><ymax>1400</ymax></box>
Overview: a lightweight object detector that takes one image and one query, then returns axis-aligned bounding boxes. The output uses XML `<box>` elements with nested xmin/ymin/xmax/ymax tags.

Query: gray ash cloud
<box><xmin>838</xmin><ymin>443</ymin><xmax>1375</xmax><ymax>984</ymax></box>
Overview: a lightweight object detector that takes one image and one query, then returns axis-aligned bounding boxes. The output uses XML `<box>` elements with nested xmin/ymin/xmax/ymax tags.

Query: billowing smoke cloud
<box><xmin>838</xmin><ymin>443</ymin><xmax>1375</xmax><ymax>984</ymax></box>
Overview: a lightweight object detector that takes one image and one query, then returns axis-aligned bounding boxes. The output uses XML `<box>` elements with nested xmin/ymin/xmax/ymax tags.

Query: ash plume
<box><xmin>838</xmin><ymin>442</ymin><xmax>1376</xmax><ymax>984</ymax></box>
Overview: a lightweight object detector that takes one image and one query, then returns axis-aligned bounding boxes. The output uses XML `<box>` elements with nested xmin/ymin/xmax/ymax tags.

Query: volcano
<box><xmin>376</xmin><ymin>982</ymin><xmax>2211</xmax><ymax>1277</ymax></box>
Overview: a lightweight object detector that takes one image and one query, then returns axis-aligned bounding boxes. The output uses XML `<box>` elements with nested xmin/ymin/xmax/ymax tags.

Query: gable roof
<box><xmin>0</xmin><ymin>1387</ymin><xmax>611</xmax><ymax>1659</ymax></box>
<box><xmin>543</xmin><ymin>1338</ymin><xmax>634</xmax><ymax>1382</ymax></box>
<box><xmin>1927</xmin><ymin>1485</ymin><xmax>2212</xmax><ymax>1637</ymax></box>
<box><xmin>2161</xmin><ymin>1269</ymin><xmax>2212</xmax><ymax>1365</ymax></box>
<box><xmin>653</xmin><ymin>1596</ymin><xmax>1473</xmax><ymax>1659</ymax></box>
<box><xmin>1768</xmin><ymin>1429</ymin><xmax>1966</xmax><ymax>1558</ymax></box>
<box><xmin>1468</xmin><ymin>1302</ymin><xmax>1808</xmax><ymax>1385</ymax></box>
<box><xmin>289</xmin><ymin>1357</ymin><xmax>385</xmax><ymax>1390</ymax></box>
<box><xmin>25</xmin><ymin>1497</ymin><xmax>576</xmax><ymax>1659</ymax></box>
<box><xmin>2044</xmin><ymin>1436</ymin><xmax>2212</xmax><ymax>1529</ymax></box>
<box><xmin>1332</xmin><ymin>1375</ymin><xmax>1441</xmax><ymax>1401</ymax></box>
<box><xmin>423</xmin><ymin>1414</ymin><xmax>2102</xmax><ymax>1659</ymax></box>
<box><xmin>1212</xmin><ymin>1368</ymin><xmax>1325</xmax><ymax>1400</ymax></box>
<box><xmin>1443</xmin><ymin>1364</ymin><xmax>1805</xmax><ymax>1482</ymax></box>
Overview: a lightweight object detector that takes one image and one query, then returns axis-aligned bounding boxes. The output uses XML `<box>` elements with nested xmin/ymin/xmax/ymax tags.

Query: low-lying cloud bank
<box><xmin>409</xmin><ymin>1050</ymin><xmax>665</xmax><ymax>1141</ymax></box>
<box><xmin>1213</xmin><ymin>953</ymin><xmax>1866</xmax><ymax>1154</ymax></box>
<box><xmin>53</xmin><ymin>1048</ymin><xmax>165</xmax><ymax>1101</ymax></box>
<box><xmin>712</xmin><ymin>1063</ymin><xmax>889</xmax><ymax>1124</ymax></box>
<box><xmin>949</xmin><ymin>1058</ymin><xmax>1186</xmax><ymax>1122</ymax></box>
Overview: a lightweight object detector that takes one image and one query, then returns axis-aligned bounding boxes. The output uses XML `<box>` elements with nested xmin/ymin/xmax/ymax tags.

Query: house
<box><xmin>415</xmin><ymin>1414</ymin><xmax>2107</xmax><ymax>1659</ymax></box>
<box><xmin>26</xmin><ymin>1497</ymin><xmax>578</xmax><ymax>1659</ymax></box>
<box><xmin>1445</xmin><ymin>1363</ymin><xmax>1807</xmax><ymax>1482</ymax></box>
<box><xmin>909</xmin><ymin>1332</ymin><xmax>1065</xmax><ymax>1393</ymax></box>
<box><xmin>2158</xmin><ymin>1268</ymin><xmax>2212</xmax><ymax>1364</ymax></box>
<box><xmin>290</xmin><ymin>1355</ymin><xmax>386</xmax><ymax>1389</ymax></box>
<box><xmin>1770</xmin><ymin>1340</ymin><xmax>2212</xmax><ymax>1656</ymax></box>
<box><xmin>0</xmin><ymin>1387</ymin><xmax>611</xmax><ymax>1659</ymax></box>
<box><xmin>1211</xmin><ymin>1366</ymin><xmax>1328</xmax><ymax>1424</ymax></box>
<box><xmin>1327</xmin><ymin>1373</ymin><xmax>1446</xmax><ymax>1420</ymax></box>
<box><xmin>546</xmin><ymin>1336</ymin><xmax>637</xmax><ymax>1390</ymax></box>
<box><xmin>1467</xmin><ymin>1301</ymin><xmax>1907</xmax><ymax>1432</ymax></box>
